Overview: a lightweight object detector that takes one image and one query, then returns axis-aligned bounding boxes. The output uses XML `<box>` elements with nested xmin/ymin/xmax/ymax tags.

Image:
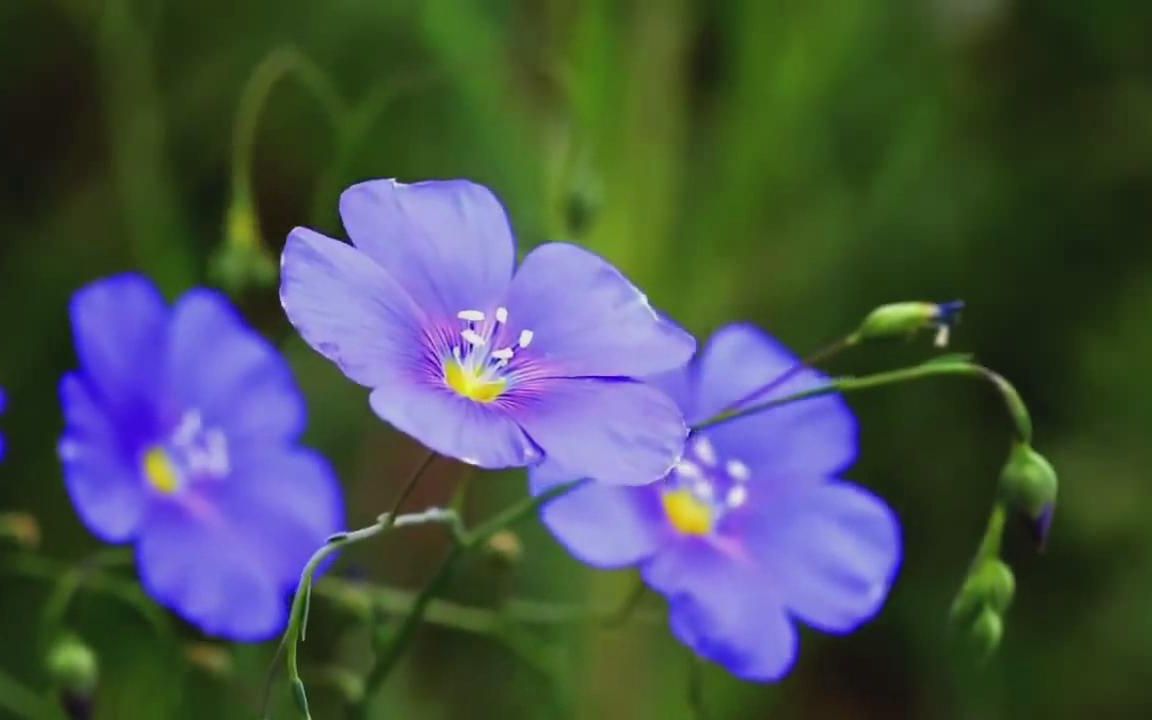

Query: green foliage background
<box><xmin>2</xmin><ymin>0</ymin><xmax>1151</xmax><ymax>717</ymax></box>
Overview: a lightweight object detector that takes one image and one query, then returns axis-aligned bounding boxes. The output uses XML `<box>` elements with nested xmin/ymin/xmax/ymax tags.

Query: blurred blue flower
<box><xmin>280</xmin><ymin>178</ymin><xmax>694</xmax><ymax>485</ymax></box>
<box><xmin>59</xmin><ymin>275</ymin><xmax>344</xmax><ymax>641</ymax></box>
<box><xmin>533</xmin><ymin>324</ymin><xmax>902</xmax><ymax>681</ymax></box>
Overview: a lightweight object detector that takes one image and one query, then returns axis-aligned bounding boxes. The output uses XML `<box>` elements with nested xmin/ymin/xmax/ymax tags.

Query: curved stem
<box><xmin>348</xmin><ymin>479</ymin><xmax>585</xmax><ymax>717</ymax></box>
<box><xmin>695</xmin><ymin>360</ymin><xmax>1033</xmax><ymax>444</ymax></box>
<box><xmin>281</xmin><ymin>451</ymin><xmax>438</xmax><ymax>719</ymax></box>
<box><xmin>720</xmin><ymin>332</ymin><xmax>862</xmax><ymax>414</ymax></box>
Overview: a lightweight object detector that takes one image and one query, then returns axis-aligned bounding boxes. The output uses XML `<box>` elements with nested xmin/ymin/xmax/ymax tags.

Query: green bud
<box><xmin>856</xmin><ymin>300</ymin><xmax>964</xmax><ymax>346</ymax></box>
<box><xmin>968</xmin><ymin>607</ymin><xmax>1003</xmax><ymax>660</ymax></box>
<box><xmin>46</xmin><ymin>635</ymin><xmax>98</xmax><ymax>696</ymax></box>
<box><xmin>210</xmin><ymin>200</ymin><xmax>276</xmax><ymax>292</ymax></box>
<box><xmin>999</xmin><ymin>442</ymin><xmax>1058</xmax><ymax>548</ymax></box>
<box><xmin>951</xmin><ymin>559</ymin><xmax>1015</xmax><ymax>623</ymax></box>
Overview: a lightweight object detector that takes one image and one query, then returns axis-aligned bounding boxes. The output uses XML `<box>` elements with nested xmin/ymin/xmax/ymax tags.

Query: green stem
<box><xmin>347</xmin><ymin>479</ymin><xmax>585</xmax><ymax>717</ymax></box>
<box><xmin>976</xmin><ymin>504</ymin><xmax>1008</xmax><ymax>562</ymax></box>
<box><xmin>0</xmin><ymin>666</ymin><xmax>60</xmax><ymax>720</ymax></box>
<box><xmin>696</xmin><ymin>360</ymin><xmax>1033</xmax><ymax>443</ymax></box>
<box><xmin>721</xmin><ymin>332</ymin><xmax>862</xmax><ymax>414</ymax></box>
<box><xmin>282</xmin><ymin>452</ymin><xmax>438</xmax><ymax>718</ymax></box>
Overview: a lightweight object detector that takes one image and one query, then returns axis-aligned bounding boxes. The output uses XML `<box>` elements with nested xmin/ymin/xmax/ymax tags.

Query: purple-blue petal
<box><xmin>501</xmin><ymin>243</ymin><xmax>696</xmax><ymax>378</ymax></box>
<box><xmin>166</xmin><ymin>289</ymin><xmax>304</xmax><ymax>444</ymax></box>
<box><xmin>531</xmin><ymin>460</ymin><xmax>668</xmax><ymax>569</ymax></box>
<box><xmin>69</xmin><ymin>274</ymin><xmax>169</xmax><ymax>423</ymax></box>
<box><xmin>512</xmin><ymin>377</ymin><xmax>687</xmax><ymax>486</ymax></box>
<box><xmin>643</xmin><ymin>540</ymin><xmax>799</xmax><ymax>682</ymax></box>
<box><xmin>694</xmin><ymin>324</ymin><xmax>858</xmax><ymax>477</ymax></box>
<box><xmin>280</xmin><ymin>227</ymin><xmax>426</xmax><ymax>388</ymax></box>
<box><xmin>369</xmin><ymin>384</ymin><xmax>541</xmax><ymax>468</ymax></box>
<box><xmin>741</xmin><ymin>481</ymin><xmax>902</xmax><ymax>634</ymax></box>
<box><xmin>135</xmin><ymin>447</ymin><xmax>343</xmax><ymax>641</ymax></box>
<box><xmin>339</xmin><ymin>179</ymin><xmax>516</xmax><ymax>317</ymax></box>
<box><xmin>59</xmin><ymin>374</ymin><xmax>148</xmax><ymax>542</ymax></box>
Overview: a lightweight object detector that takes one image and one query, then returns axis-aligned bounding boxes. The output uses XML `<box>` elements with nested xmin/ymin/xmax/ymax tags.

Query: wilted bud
<box><xmin>483</xmin><ymin>530</ymin><xmax>524</xmax><ymax>567</ymax></box>
<box><xmin>46</xmin><ymin>635</ymin><xmax>98</xmax><ymax>698</ymax></box>
<box><xmin>951</xmin><ymin>558</ymin><xmax>1015</xmax><ymax>623</ymax></box>
<box><xmin>968</xmin><ymin>607</ymin><xmax>1003</xmax><ymax>660</ymax></box>
<box><xmin>999</xmin><ymin>442</ymin><xmax>1058</xmax><ymax>548</ymax></box>
<box><xmin>856</xmin><ymin>300</ymin><xmax>965</xmax><ymax>346</ymax></box>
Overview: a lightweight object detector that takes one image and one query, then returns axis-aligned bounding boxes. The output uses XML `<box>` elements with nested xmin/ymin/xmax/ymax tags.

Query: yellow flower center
<box><xmin>445</xmin><ymin>362</ymin><xmax>507</xmax><ymax>403</ymax></box>
<box><xmin>661</xmin><ymin>488</ymin><xmax>715</xmax><ymax>536</ymax></box>
<box><xmin>143</xmin><ymin>447</ymin><xmax>181</xmax><ymax>494</ymax></box>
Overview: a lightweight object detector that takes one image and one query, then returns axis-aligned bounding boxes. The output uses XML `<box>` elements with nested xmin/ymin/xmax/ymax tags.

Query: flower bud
<box><xmin>856</xmin><ymin>300</ymin><xmax>965</xmax><ymax>346</ymax></box>
<box><xmin>46</xmin><ymin>635</ymin><xmax>98</xmax><ymax>697</ymax></box>
<box><xmin>210</xmin><ymin>200</ymin><xmax>276</xmax><ymax>292</ymax></box>
<box><xmin>483</xmin><ymin>530</ymin><xmax>524</xmax><ymax>567</ymax></box>
<box><xmin>999</xmin><ymin>442</ymin><xmax>1058</xmax><ymax>548</ymax></box>
<box><xmin>950</xmin><ymin>559</ymin><xmax>1015</xmax><ymax>623</ymax></box>
<box><xmin>968</xmin><ymin>607</ymin><xmax>1003</xmax><ymax>660</ymax></box>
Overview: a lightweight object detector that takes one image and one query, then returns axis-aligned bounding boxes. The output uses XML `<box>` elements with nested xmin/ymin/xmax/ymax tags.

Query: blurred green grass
<box><xmin>4</xmin><ymin>0</ymin><xmax>1152</xmax><ymax>717</ymax></box>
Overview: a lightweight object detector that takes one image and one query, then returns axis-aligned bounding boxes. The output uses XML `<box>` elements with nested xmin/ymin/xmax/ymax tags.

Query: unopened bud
<box><xmin>210</xmin><ymin>200</ymin><xmax>276</xmax><ymax>292</ymax></box>
<box><xmin>483</xmin><ymin>530</ymin><xmax>524</xmax><ymax>567</ymax></box>
<box><xmin>968</xmin><ymin>607</ymin><xmax>1003</xmax><ymax>660</ymax></box>
<box><xmin>999</xmin><ymin>442</ymin><xmax>1058</xmax><ymax>548</ymax></box>
<box><xmin>0</xmin><ymin>512</ymin><xmax>41</xmax><ymax>549</ymax></box>
<box><xmin>857</xmin><ymin>300</ymin><xmax>965</xmax><ymax>346</ymax></box>
<box><xmin>951</xmin><ymin>559</ymin><xmax>1015</xmax><ymax>623</ymax></box>
<box><xmin>46</xmin><ymin>635</ymin><xmax>98</xmax><ymax>696</ymax></box>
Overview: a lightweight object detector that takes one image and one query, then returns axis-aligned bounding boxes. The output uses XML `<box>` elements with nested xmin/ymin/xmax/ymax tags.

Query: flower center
<box><xmin>443</xmin><ymin>306</ymin><xmax>534</xmax><ymax>404</ymax></box>
<box><xmin>661</xmin><ymin>434</ymin><xmax>750</xmax><ymax>536</ymax></box>
<box><xmin>140</xmin><ymin>410</ymin><xmax>230</xmax><ymax>495</ymax></box>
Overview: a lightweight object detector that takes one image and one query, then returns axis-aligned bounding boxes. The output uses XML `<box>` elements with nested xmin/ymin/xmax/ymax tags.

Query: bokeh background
<box><xmin>2</xmin><ymin>0</ymin><xmax>1151</xmax><ymax>717</ymax></box>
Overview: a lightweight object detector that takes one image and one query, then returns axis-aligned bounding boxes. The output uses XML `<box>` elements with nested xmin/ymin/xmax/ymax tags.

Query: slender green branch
<box><xmin>281</xmin><ymin>451</ymin><xmax>438</xmax><ymax>719</ymax></box>
<box><xmin>721</xmin><ymin>332</ymin><xmax>862</xmax><ymax>413</ymax></box>
<box><xmin>0</xmin><ymin>666</ymin><xmax>60</xmax><ymax>720</ymax></box>
<box><xmin>347</xmin><ymin>479</ymin><xmax>585</xmax><ymax>717</ymax></box>
<box><xmin>695</xmin><ymin>360</ymin><xmax>1033</xmax><ymax>443</ymax></box>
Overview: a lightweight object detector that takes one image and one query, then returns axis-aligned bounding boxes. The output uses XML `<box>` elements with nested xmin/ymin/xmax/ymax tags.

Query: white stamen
<box><xmin>491</xmin><ymin>348</ymin><xmax>515</xmax><ymax>361</ymax></box>
<box><xmin>934</xmin><ymin>324</ymin><xmax>950</xmax><ymax>348</ymax></box>
<box><xmin>172</xmin><ymin>410</ymin><xmax>203</xmax><ymax>448</ymax></box>
<box><xmin>692</xmin><ymin>435</ymin><xmax>718</xmax><ymax>466</ymax></box>
<box><xmin>495</xmin><ymin>307</ymin><xmax>509</xmax><ymax>324</ymax></box>
<box><xmin>674</xmin><ymin>459</ymin><xmax>703</xmax><ymax>480</ymax></box>
<box><xmin>518</xmin><ymin>329</ymin><xmax>534</xmax><ymax>348</ymax></box>
<box><xmin>726</xmin><ymin>485</ymin><xmax>748</xmax><ymax>508</ymax></box>
<box><xmin>461</xmin><ymin>329</ymin><xmax>487</xmax><ymax>346</ymax></box>
<box><xmin>457</xmin><ymin>309</ymin><xmax>486</xmax><ymax>322</ymax></box>
<box><xmin>693</xmin><ymin>480</ymin><xmax>715</xmax><ymax>501</ymax></box>
<box><xmin>726</xmin><ymin>459</ymin><xmax>751</xmax><ymax>482</ymax></box>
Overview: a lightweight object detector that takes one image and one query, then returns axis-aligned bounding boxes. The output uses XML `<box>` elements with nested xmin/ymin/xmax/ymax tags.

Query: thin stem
<box><xmin>0</xmin><ymin>666</ymin><xmax>60</xmax><ymax>720</ymax></box>
<box><xmin>599</xmin><ymin>576</ymin><xmax>649</xmax><ymax>628</ymax></box>
<box><xmin>695</xmin><ymin>360</ymin><xmax>1033</xmax><ymax>444</ymax></box>
<box><xmin>348</xmin><ymin>479</ymin><xmax>586</xmax><ymax>717</ymax></box>
<box><xmin>976</xmin><ymin>504</ymin><xmax>1008</xmax><ymax>563</ymax></box>
<box><xmin>279</xmin><ymin>451</ymin><xmax>438</xmax><ymax>719</ymax></box>
<box><xmin>687</xmin><ymin>656</ymin><xmax>710</xmax><ymax>720</ymax></box>
<box><xmin>721</xmin><ymin>332</ymin><xmax>861</xmax><ymax>414</ymax></box>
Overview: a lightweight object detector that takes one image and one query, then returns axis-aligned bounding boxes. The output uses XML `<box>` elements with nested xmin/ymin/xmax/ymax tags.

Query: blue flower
<box><xmin>280</xmin><ymin>179</ymin><xmax>695</xmax><ymax>485</ymax></box>
<box><xmin>59</xmin><ymin>275</ymin><xmax>345</xmax><ymax>641</ymax></box>
<box><xmin>533</xmin><ymin>324</ymin><xmax>901</xmax><ymax>681</ymax></box>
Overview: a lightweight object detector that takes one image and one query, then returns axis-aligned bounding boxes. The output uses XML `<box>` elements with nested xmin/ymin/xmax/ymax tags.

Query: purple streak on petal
<box><xmin>59</xmin><ymin>374</ymin><xmax>148</xmax><ymax>542</ymax></box>
<box><xmin>530</xmin><ymin>460</ymin><xmax>669</xmax><ymax>569</ymax></box>
<box><xmin>501</xmin><ymin>243</ymin><xmax>696</xmax><ymax>378</ymax></box>
<box><xmin>70</xmin><ymin>274</ymin><xmax>168</xmax><ymax>422</ymax></box>
<box><xmin>643</xmin><ymin>540</ymin><xmax>799</xmax><ymax>682</ymax></box>
<box><xmin>368</xmin><ymin>383</ymin><xmax>541</xmax><ymax>469</ymax></box>
<box><xmin>339</xmin><ymin>179</ymin><xmax>516</xmax><ymax>316</ymax></box>
<box><xmin>735</xmin><ymin>481</ymin><xmax>901</xmax><ymax>634</ymax></box>
<box><xmin>136</xmin><ymin>448</ymin><xmax>343</xmax><ymax>641</ymax></box>
<box><xmin>167</xmin><ymin>290</ymin><xmax>304</xmax><ymax>444</ymax></box>
<box><xmin>280</xmin><ymin>227</ymin><xmax>426</xmax><ymax>388</ymax></box>
<box><xmin>511</xmin><ymin>377</ymin><xmax>686</xmax><ymax>486</ymax></box>
<box><xmin>696</xmin><ymin>324</ymin><xmax>858</xmax><ymax>476</ymax></box>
